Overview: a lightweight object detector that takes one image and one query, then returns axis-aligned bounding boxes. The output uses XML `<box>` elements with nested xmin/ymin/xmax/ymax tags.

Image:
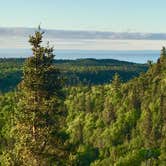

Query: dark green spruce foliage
<box><xmin>0</xmin><ymin>28</ymin><xmax>68</xmax><ymax>165</ymax></box>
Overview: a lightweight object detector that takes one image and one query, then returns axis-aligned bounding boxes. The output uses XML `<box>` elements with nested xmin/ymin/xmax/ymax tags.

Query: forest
<box><xmin>0</xmin><ymin>29</ymin><xmax>166</xmax><ymax>166</ymax></box>
<box><xmin>0</xmin><ymin>58</ymin><xmax>147</xmax><ymax>92</ymax></box>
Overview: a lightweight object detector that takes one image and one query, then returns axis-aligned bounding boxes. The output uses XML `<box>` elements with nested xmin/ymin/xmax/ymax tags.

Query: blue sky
<box><xmin>0</xmin><ymin>0</ymin><xmax>166</xmax><ymax>32</ymax></box>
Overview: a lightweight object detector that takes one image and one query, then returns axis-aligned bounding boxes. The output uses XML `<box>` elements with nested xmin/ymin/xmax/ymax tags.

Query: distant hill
<box><xmin>0</xmin><ymin>58</ymin><xmax>147</xmax><ymax>92</ymax></box>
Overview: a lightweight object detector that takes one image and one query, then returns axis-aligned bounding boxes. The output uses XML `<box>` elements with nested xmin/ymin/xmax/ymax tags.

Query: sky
<box><xmin>0</xmin><ymin>0</ymin><xmax>166</xmax><ymax>50</ymax></box>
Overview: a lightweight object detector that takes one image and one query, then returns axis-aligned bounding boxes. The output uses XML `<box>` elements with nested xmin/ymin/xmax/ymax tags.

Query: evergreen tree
<box><xmin>111</xmin><ymin>73</ymin><xmax>121</xmax><ymax>90</ymax></box>
<box><xmin>160</xmin><ymin>46</ymin><xmax>166</xmax><ymax>57</ymax></box>
<box><xmin>8</xmin><ymin>27</ymin><xmax>68</xmax><ymax>165</ymax></box>
<box><xmin>111</xmin><ymin>73</ymin><xmax>122</xmax><ymax>100</ymax></box>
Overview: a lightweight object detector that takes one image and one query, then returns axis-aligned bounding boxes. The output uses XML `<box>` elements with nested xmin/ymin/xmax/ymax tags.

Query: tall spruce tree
<box><xmin>9</xmin><ymin>27</ymin><xmax>68</xmax><ymax>165</ymax></box>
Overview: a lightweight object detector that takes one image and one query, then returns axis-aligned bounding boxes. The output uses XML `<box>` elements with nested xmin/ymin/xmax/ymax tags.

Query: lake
<box><xmin>0</xmin><ymin>49</ymin><xmax>160</xmax><ymax>64</ymax></box>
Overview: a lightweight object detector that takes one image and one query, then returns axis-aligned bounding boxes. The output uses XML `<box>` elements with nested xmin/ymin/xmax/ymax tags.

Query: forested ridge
<box><xmin>0</xmin><ymin>29</ymin><xmax>165</xmax><ymax>165</ymax></box>
<box><xmin>0</xmin><ymin>58</ymin><xmax>147</xmax><ymax>92</ymax></box>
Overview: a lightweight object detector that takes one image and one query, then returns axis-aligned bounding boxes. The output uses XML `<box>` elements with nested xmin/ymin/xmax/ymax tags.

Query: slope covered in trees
<box><xmin>64</xmin><ymin>48</ymin><xmax>166</xmax><ymax>165</ymax></box>
<box><xmin>0</xmin><ymin>30</ymin><xmax>165</xmax><ymax>165</ymax></box>
<box><xmin>0</xmin><ymin>58</ymin><xmax>147</xmax><ymax>92</ymax></box>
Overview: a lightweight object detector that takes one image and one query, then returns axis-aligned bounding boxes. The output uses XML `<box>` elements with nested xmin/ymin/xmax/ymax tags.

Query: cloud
<box><xmin>0</xmin><ymin>27</ymin><xmax>166</xmax><ymax>50</ymax></box>
<box><xmin>1</xmin><ymin>27</ymin><xmax>166</xmax><ymax>40</ymax></box>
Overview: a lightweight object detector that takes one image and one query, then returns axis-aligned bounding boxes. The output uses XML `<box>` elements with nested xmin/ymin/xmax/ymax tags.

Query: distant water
<box><xmin>0</xmin><ymin>49</ymin><xmax>160</xmax><ymax>64</ymax></box>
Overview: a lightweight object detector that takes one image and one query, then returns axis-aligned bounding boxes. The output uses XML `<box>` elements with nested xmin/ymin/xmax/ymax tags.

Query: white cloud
<box><xmin>0</xmin><ymin>27</ymin><xmax>166</xmax><ymax>50</ymax></box>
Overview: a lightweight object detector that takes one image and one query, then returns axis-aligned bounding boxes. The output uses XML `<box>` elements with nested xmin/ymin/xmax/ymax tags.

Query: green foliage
<box><xmin>64</xmin><ymin>52</ymin><xmax>166</xmax><ymax>165</ymax></box>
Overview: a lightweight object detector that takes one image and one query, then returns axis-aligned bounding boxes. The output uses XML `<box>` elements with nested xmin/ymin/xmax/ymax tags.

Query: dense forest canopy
<box><xmin>0</xmin><ymin>29</ymin><xmax>165</xmax><ymax>165</ymax></box>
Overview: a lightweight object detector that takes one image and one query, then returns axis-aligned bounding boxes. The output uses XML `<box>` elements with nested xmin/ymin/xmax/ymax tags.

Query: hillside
<box><xmin>0</xmin><ymin>52</ymin><xmax>165</xmax><ymax>165</ymax></box>
<box><xmin>64</xmin><ymin>52</ymin><xmax>166</xmax><ymax>165</ymax></box>
<box><xmin>0</xmin><ymin>58</ymin><xmax>147</xmax><ymax>92</ymax></box>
